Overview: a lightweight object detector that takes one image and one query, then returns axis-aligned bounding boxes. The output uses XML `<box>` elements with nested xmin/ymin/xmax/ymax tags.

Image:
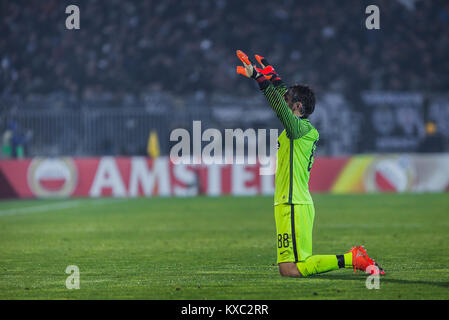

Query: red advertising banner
<box><xmin>1</xmin><ymin>155</ymin><xmax>448</xmax><ymax>199</ymax></box>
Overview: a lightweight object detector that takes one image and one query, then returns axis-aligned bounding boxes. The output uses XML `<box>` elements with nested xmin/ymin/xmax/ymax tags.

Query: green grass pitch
<box><xmin>0</xmin><ymin>194</ymin><xmax>448</xmax><ymax>299</ymax></box>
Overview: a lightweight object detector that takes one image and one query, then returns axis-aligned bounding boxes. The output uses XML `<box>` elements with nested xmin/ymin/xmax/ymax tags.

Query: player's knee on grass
<box><xmin>278</xmin><ymin>262</ymin><xmax>301</xmax><ymax>277</ymax></box>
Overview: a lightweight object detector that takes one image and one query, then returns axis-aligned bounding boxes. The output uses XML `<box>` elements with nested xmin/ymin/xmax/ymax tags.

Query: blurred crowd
<box><xmin>1</xmin><ymin>0</ymin><xmax>449</xmax><ymax>102</ymax></box>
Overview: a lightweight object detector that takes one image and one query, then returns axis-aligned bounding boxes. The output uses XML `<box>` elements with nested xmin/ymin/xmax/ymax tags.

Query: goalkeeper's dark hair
<box><xmin>287</xmin><ymin>84</ymin><xmax>315</xmax><ymax>118</ymax></box>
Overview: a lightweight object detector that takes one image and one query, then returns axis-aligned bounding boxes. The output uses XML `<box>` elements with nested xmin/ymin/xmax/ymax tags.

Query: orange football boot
<box><xmin>347</xmin><ymin>246</ymin><xmax>385</xmax><ymax>275</ymax></box>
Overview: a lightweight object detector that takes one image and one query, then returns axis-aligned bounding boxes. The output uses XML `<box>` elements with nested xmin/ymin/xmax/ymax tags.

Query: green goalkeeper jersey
<box><xmin>262</xmin><ymin>83</ymin><xmax>319</xmax><ymax>205</ymax></box>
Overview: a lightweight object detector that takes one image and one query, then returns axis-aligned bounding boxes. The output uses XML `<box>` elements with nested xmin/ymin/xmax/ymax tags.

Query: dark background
<box><xmin>1</xmin><ymin>0</ymin><xmax>448</xmax><ymax>157</ymax></box>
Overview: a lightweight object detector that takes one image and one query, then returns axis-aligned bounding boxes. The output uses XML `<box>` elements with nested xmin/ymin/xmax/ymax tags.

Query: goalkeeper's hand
<box><xmin>236</xmin><ymin>50</ymin><xmax>264</xmax><ymax>79</ymax></box>
<box><xmin>236</xmin><ymin>50</ymin><xmax>280</xmax><ymax>82</ymax></box>
<box><xmin>254</xmin><ymin>54</ymin><xmax>280</xmax><ymax>81</ymax></box>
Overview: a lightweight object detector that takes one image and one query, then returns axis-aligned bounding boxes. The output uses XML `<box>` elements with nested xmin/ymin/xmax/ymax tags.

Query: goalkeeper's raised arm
<box><xmin>236</xmin><ymin>50</ymin><xmax>315</xmax><ymax>140</ymax></box>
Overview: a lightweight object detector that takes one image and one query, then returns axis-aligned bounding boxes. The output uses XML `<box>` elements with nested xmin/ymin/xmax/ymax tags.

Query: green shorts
<box><xmin>274</xmin><ymin>203</ymin><xmax>315</xmax><ymax>264</ymax></box>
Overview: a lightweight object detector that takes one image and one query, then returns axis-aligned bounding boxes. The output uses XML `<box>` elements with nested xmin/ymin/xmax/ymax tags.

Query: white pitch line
<box><xmin>0</xmin><ymin>200</ymin><xmax>82</xmax><ymax>217</ymax></box>
<box><xmin>0</xmin><ymin>198</ymin><xmax>127</xmax><ymax>217</ymax></box>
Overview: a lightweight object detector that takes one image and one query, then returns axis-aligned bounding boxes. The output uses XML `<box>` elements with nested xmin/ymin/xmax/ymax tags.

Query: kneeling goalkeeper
<box><xmin>236</xmin><ymin>50</ymin><xmax>384</xmax><ymax>277</ymax></box>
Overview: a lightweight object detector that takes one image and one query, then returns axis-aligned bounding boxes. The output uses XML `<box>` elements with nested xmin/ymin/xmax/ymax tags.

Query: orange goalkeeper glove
<box><xmin>236</xmin><ymin>50</ymin><xmax>264</xmax><ymax>79</ymax></box>
<box><xmin>254</xmin><ymin>54</ymin><xmax>280</xmax><ymax>81</ymax></box>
